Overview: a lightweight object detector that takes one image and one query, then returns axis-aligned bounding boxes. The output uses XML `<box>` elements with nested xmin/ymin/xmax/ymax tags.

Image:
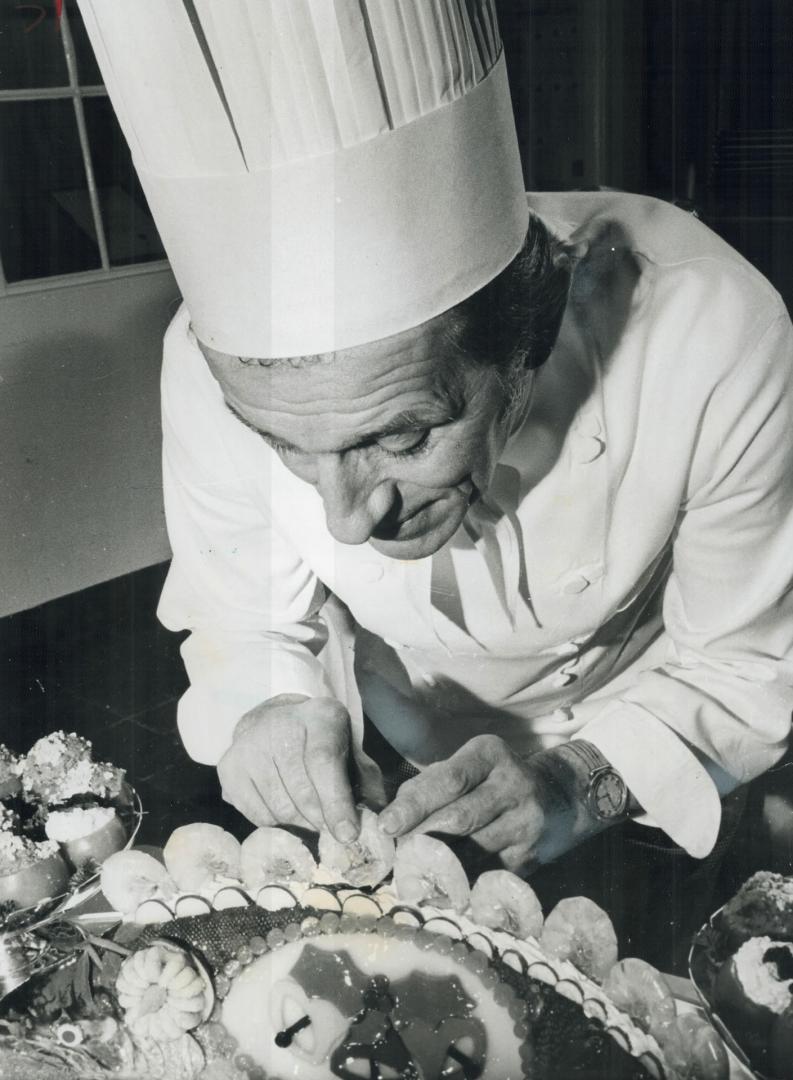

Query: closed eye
<box><xmin>265</xmin><ymin>429</ymin><xmax>432</xmax><ymax>458</ymax></box>
<box><xmin>377</xmin><ymin>429</ymin><xmax>432</xmax><ymax>458</ymax></box>
<box><xmin>224</xmin><ymin>397</ymin><xmax>443</xmax><ymax>460</ymax></box>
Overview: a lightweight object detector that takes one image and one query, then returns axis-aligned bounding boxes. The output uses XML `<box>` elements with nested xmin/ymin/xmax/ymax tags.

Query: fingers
<box><xmin>303</xmin><ymin>706</ymin><xmax>359</xmax><ymax>842</ymax></box>
<box><xmin>378</xmin><ymin>736</ymin><xmax>501</xmax><ymax>837</ymax></box>
<box><xmin>246</xmin><ymin>736</ymin><xmax>317</xmax><ymax>830</ymax></box>
<box><xmin>219</xmin><ymin>770</ymin><xmax>275</xmax><ymax>828</ymax></box>
<box><xmin>231</xmin><ymin>758</ymin><xmax>316</xmax><ymax>830</ymax></box>
<box><xmin>219</xmin><ymin>695</ymin><xmax>357</xmax><ymax>837</ymax></box>
<box><xmin>410</xmin><ymin>780</ymin><xmax>507</xmax><ymax>836</ymax></box>
<box><xmin>272</xmin><ymin>736</ymin><xmax>325</xmax><ymax>832</ymax></box>
<box><xmin>219</xmin><ymin>727</ymin><xmax>316</xmax><ymax>832</ymax></box>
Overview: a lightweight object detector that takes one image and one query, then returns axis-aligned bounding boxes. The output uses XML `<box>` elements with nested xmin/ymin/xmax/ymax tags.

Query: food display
<box><xmin>240</xmin><ymin>826</ymin><xmax>317</xmax><ymax>891</ymax></box>
<box><xmin>45</xmin><ymin>805</ymin><xmax>129</xmax><ymax>868</ymax></box>
<box><xmin>718</xmin><ymin>872</ymin><xmax>793</xmax><ymax>953</ymax></box>
<box><xmin>317</xmin><ymin>810</ymin><xmax>396</xmax><ymax>890</ymax></box>
<box><xmin>116</xmin><ymin>940</ymin><xmax>214</xmax><ymax>1042</ymax></box>
<box><xmin>0</xmin><ymin>833</ymin><xmax>70</xmax><ymax>910</ymax></box>
<box><xmin>86</xmin><ymin>817</ymin><xmax>731</xmax><ymax>1080</ymax></box>
<box><xmin>164</xmin><ymin>824</ymin><xmax>243</xmax><ymax>892</ymax></box>
<box><xmin>469</xmin><ymin>870</ymin><xmax>544</xmax><ymax>940</ymax></box>
<box><xmin>0</xmin><ymin>770</ymin><xmax>737</xmax><ymax>1080</ymax></box>
<box><xmin>538</xmin><ymin>895</ymin><xmax>619</xmax><ymax>983</ymax></box>
<box><xmin>690</xmin><ymin>869</ymin><xmax>793</xmax><ymax>1078</ymax></box>
<box><xmin>651</xmin><ymin>1014</ymin><xmax>731</xmax><ymax>1080</ymax></box>
<box><xmin>19</xmin><ymin>731</ymin><xmax>124</xmax><ymax>806</ymax></box>
<box><xmin>392</xmin><ymin>833</ymin><xmax>470</xmax><ymax>913</ymax></box>
<box><xmin>100</xmin><ymin>849</ymin><xmax>177</xmax><ymax>915</ymax></box>
<box><xmin>0</xmin><ymin>731</ymin><xmax>137</xmax><ymax>921</ymax></box>
<box><xmin>222</xmin><ymin>917</ymin><xmax>529</xmax><ymax>1078</ymax></box>
<box><xmin>602</xmin><ymin>959</ymin><xmax>678</xmax><ymax>1035</ymax></box>
<box><xmin>0</xmin><ymin>745</ymin><xmax>22</xmax><ymax>800</ymax></box>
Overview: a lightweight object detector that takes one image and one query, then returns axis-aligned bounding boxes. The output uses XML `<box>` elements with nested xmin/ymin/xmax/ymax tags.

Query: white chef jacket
<box><xmin>158</xmin><ymin>191</ymin><xmax>793</xmax><ymax>860</ymax></box>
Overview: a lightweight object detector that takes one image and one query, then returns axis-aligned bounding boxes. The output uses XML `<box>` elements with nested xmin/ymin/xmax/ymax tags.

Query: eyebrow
<box><xmin>223</xmin><ymin>399</ymin><xmax>461</xmax><ymax>453</ymax></box>
<box><xmin>224</xmin><ymin>400</ymin><xmax>295</xmax><ymax>446</ymax></box>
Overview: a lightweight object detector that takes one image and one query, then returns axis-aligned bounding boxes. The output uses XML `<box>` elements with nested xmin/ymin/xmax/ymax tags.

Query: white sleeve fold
<box><xmin>576</xmin><ymin>310</ymin><xmax>793</xmax><ymax>858</ymax></box>
<box><xmin>157</xmin><ymin>307</ymin><xmax>331</xmax><ymax>765</ymax></box>
<box><xmin>573</xmin><ymin>704</ymin><xmax>722</xmax><ymax>858</ymax></box>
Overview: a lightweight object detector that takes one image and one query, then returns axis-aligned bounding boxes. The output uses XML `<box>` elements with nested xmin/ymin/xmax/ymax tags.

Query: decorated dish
<box><xmin>689</xmin><ymin>871</ymin><xmax>793</xmax><ymax>1080</ymax></box>
<box><xmin>87</xmin><ymin>819</ymin><xmax>734</xmax><ymax>1078</ymax></box>
<box><xmin>0</xmin><ymin>731</ymin><xmax>142</xmax><ymax>935</ymax></box>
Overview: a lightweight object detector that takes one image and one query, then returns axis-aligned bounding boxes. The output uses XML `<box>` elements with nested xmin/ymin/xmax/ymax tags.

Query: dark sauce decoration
<box><xmin>274</xmin><ymin>1014</ymin><xmax>312</xmax><ymax>1048</ymax></box>
<box><xmin>138</xmin><ymin>905</ymin><xmax>655</xmax><ymax>1080</ymax></box>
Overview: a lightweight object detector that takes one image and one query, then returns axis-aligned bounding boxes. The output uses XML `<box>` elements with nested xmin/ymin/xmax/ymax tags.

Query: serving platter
<box><xmin>128</xmin><ymin>882</ymin><xmax>667</xmax><ymax>1080</ymax></box>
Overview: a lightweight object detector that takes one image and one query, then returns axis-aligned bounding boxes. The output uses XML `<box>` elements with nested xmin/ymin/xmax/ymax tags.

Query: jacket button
<box><xmin>561</xmin><ymin>574</ymin><xmax>590</xmax><ymax>596</ymax></box>
<box><xmin>574</xmin><ymin>435</ymin><xmax>605</xmax><ymax>463</ymax></box>
<box><xmin>360</xmin><ymin>563</ymin><xmax>384</xmax><ymax>583</ymax></box>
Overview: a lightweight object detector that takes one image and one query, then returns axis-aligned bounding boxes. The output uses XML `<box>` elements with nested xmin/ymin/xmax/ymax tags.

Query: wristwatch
<box><xmin>559</xmin><ymin>741</ymin><xmax>630</xmax><ymax>821</ymax></box>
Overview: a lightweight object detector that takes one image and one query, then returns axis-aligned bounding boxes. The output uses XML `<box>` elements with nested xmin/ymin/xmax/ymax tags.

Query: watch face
<box><xmin>591</xmin><ymin>770</ymin><xmax>627</xmax><ymax>819</ymax></box>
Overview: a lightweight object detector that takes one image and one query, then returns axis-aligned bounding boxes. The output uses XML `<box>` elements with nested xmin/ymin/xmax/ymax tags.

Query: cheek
<box><xmin>393</xmin><ymin>429</ymin><xmax>500</xmax><ymax>492</ymax></box>
<box><xmin>435</xmin><ymin>409</ymin><xmax>507</xmax><ymax>472</ymax></box>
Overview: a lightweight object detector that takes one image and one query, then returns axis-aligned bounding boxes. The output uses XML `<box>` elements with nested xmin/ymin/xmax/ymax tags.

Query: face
<box><xmin>201</xmin><ymin>322</ymin><xmax>528</xmax><ymax>560</ymax></box>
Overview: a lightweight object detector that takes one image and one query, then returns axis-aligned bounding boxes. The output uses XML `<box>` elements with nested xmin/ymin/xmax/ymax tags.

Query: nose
<box><xmin>316</xmin><ymin>455</ymin><xmax>395</xmax><ymax>545</ymax></box>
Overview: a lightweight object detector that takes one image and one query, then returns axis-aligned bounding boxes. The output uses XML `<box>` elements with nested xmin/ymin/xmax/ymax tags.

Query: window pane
<box><xmin>0</xmin><ymin>0</ymin><xmax>68</xmax><ymax>90</ymax></box>
<box><xmin>0</xmin><ymin>99</ymin><xmax>101</xmax><ymax>281</ymax></box>
<box><xmin>64</xmin><ymin>0</ymin><xmax>101</xmax><ymax>84</ymax></box>
<box><xmin>82</xmin><ymin>96</ymin><xmax>166</xmax><ymax>267</ymax></box>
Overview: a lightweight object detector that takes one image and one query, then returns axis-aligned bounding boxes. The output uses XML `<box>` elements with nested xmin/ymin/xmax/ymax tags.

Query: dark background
<box><xmin>500</xmin><ymin>0</ymin><xmax>793</xmax><ymax>310</ymax></box>
<box><xmin>2</xmin><ymin>0</ymin><xmax>791</xmax><ymax>303</ymax></box>
<box><xmin>1</xmin><ymin>1</ymin><xmax>792</xmax><ymax>869</ymax></box>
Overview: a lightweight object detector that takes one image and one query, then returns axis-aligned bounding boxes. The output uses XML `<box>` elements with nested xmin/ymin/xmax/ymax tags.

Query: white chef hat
<box><xmin>77</xmin><ymin>0</ymin><xmax>528</xmax><ymax>358</ymax></box>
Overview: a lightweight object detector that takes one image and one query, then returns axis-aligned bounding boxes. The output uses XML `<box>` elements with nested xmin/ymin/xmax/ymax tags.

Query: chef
<box><xmin>79</xmin><ymin>0</ymin><xmax>793</xmax><ymax>963</ymax></box>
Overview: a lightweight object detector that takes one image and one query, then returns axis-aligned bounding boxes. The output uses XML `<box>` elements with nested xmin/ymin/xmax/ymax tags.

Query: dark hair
<box><xmin>234</xmin><ymin>212</ymin><xmax>570</xmax><ymax>375</ymax></box>
<box><xmin>437</xmin><ymin>212</ymin><xmax>571</xmax><ymax>379</ymax></box>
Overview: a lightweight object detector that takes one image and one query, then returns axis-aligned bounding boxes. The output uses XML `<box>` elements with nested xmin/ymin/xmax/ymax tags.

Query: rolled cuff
<box><xmin>176</xmin><ymin>641</ymin><xmax>330</xmax><ymax>766</ymax></box>
<box><xmin>574</xmin><ymin>702</ymin><xmax>722</xmax><ymax>858</ymax></box>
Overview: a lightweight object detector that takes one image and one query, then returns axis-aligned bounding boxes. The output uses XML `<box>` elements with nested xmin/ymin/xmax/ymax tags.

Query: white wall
<box><xmin>0</xmin><ymin>268</ymin><xmax>180</xmax><ymax>616</ymax></box>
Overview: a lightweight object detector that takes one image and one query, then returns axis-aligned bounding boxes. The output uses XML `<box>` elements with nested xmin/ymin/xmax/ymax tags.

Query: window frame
<box><xmin>0</xmin><ymin>3</ymin><xmax>169</xmax><ymax>296</ymax></box>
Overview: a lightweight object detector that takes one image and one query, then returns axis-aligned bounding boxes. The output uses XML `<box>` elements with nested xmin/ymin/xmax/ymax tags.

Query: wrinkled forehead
<box><xmin>199</xmin><ymin>319</ymin><xmax>464</xmax><ymax>415</ymax></box>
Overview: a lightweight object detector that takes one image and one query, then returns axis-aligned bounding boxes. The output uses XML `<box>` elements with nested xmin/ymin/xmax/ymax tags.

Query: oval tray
<box><xmin>130</xmin><ymin>889</ymin><xmax>667</xmax><ymax>1080</ymax></box>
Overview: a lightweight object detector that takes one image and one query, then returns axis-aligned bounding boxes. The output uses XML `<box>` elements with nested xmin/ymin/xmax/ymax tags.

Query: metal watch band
<box><xmin>560</xmin><ymin>740</ymin><xmax>631</xmax><ymax>820</ymax></box>
<box><xmin>563</xmin><ymin>739</ymin><xmax>612</xmax><ymax>775</ymax></box>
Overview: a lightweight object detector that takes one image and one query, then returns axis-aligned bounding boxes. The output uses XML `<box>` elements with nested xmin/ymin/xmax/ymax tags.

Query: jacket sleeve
<box><xmin>574</xmin><ymin>307</ymin><xmax>793</xmax><ymax>857</ymax></box>
<box><xmin>157</xmin><ymin>309</ymin><xmax>332</xmax><ymax>765</ymax></box>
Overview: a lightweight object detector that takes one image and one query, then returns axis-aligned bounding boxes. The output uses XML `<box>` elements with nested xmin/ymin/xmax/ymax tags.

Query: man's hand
<box><xmin>377</xmin><ymin>735</ymin><xmax>613</xmax><ymax>875</ymax></box>
<box><xmin>217</xmin><ymin>693</ymin><xmax>359</xmax><ymax>843</ymax></box>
